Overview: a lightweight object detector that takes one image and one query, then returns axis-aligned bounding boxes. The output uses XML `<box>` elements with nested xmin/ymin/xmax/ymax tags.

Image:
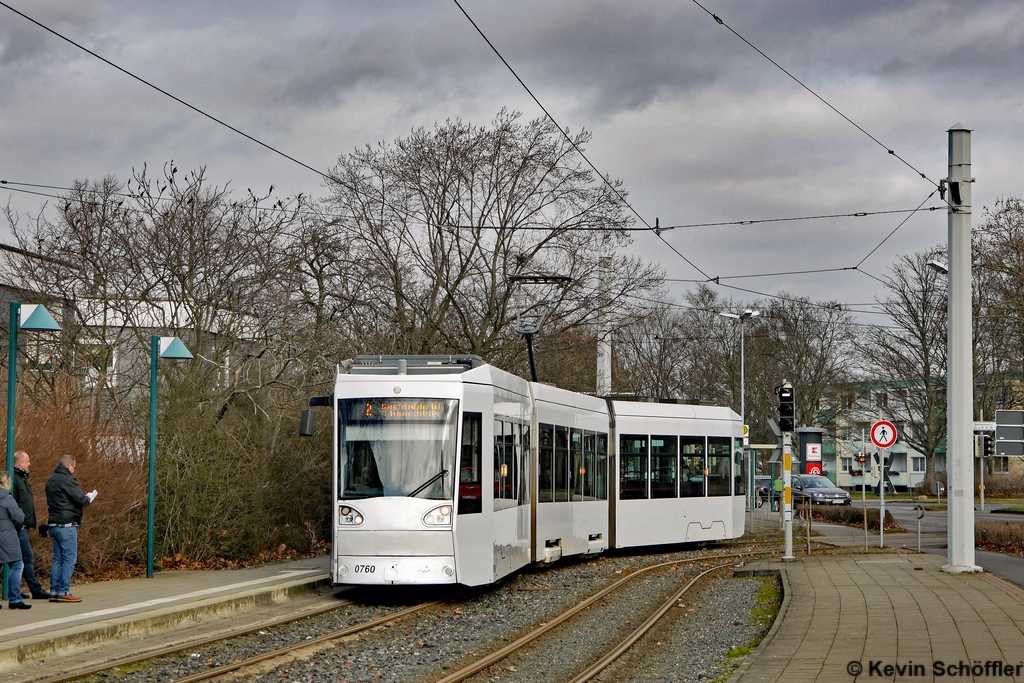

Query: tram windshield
<box><xmin>338</xmin><ymin>398</ymin><xmax>460</xmax><ymax>500</ymax></box>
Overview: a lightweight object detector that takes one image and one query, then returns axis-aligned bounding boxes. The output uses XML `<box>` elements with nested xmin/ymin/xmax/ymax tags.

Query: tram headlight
<box><xmin>339</xmin><ymin>505</ymin><xmax>364</xmax><ymax>526</ymax></box>
<box><xmin>422</xmin><ymin>504</ymin><xmax>452</xmax><ymax>527</ymax></box>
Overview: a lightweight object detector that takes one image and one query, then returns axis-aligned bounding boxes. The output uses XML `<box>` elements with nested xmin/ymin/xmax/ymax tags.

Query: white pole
<box><xmin>880</xmin><ymin>449</ymin><xmax>886</xmax><ymax>548</ymax></box>
<box><xmin>943</xmin><ymin>124</ymin><xmax>981</xmax><ymax>573</ymax></box>
<box><xmin>740</xmin><ymin>317</ymin><xmax>745</xmax><ymax>424</ymax></box>
<box><xmin>596</xmin><ymin>256</ymin><xmax>612</xmax><ymax>397</ymax></box>
<box><xmin>783</xmin><ymin>432</ymin><xmax>794</xmax><ymax>561</ymax></box>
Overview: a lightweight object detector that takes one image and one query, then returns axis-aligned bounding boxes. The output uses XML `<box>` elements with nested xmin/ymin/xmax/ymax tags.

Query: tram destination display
<box><xmin>357</xmin><ymin>398</ymin><xmax>449</xmax><ymax>420</ymax></box>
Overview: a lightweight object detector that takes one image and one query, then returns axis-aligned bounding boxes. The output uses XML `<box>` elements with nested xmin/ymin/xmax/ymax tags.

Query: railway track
<box><xmin>434</xmin><ymin>550</ymin><xmax>775</xmax><ymax>683</ymax></box>
<box><xmin>23</xmin><ymin>595</ymin><xmax>437</xmax><ymax>683</ymax></box>
<box><xmin>32</xmin><ymin>545</ymin><xmax>782</xmax><ymax>683</ymax></box>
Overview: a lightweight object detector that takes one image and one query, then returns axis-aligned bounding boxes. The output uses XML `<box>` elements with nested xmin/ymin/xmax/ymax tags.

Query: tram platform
<box><xmin>0</xmin><ymin>555</ymin><xmax>330</xmax><ymax>675</ymax></box>
<box><xmin>731</xmin><ymin>525</ymin><xmax>1024</xmax><ymax>682</ymax></box>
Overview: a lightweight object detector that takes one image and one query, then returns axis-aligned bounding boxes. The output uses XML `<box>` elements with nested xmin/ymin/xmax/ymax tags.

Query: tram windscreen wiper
<box><xmin>408</xmin><ymin>469</ymin><xmax>448</xmax><ymax>498</ymax></box>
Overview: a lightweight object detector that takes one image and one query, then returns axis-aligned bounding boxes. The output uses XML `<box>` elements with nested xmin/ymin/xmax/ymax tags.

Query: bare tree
<box><xmin>321</xmin><ymin>109</ymin><xmax>662</xmax><ymax>368</ymax></box>
<box><xmin>975</xmin><ymin>197</ymin><xmax>1024</xmax><ymax>415</ymax></box>
<box><xmin>859</xmin><ymin>253</ymin><xmax>947</xmax><ymax>482</ymax></box>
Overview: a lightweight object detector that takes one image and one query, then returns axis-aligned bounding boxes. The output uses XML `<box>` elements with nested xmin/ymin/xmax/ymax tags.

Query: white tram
<box><xmin>302</xmin><ymin>355</ymin><xmax>746</xmax><ymax>587</ymax></box>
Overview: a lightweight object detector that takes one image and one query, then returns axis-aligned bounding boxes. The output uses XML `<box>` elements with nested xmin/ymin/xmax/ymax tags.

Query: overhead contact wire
<box><xmin>689</xmin><ymin>0</ymin><xmax>940</xmax><ymax>192</ymax></box>
<box><xmin>855</xmin><ymin>190</ymin><xmax>937</xmax><ymax>268</ymax></box>
<box><xmin>451</xmin><ymin>0</ymin><xmax>712</xmax><ymax>281</ymax></box>
<box><xmin>0</xmin><ymin>1</ymin><xmax>337</xmax><ymax>186</ymax></box>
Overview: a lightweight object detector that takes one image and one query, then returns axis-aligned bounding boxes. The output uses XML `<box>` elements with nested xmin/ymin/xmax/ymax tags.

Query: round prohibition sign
<box><xmin>871</xmin><ymin>420</ymin><xmax>898</xmax><ymax>449</ymax></box>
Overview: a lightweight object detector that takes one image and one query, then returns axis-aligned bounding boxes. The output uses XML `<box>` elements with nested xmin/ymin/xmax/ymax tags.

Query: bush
<box><xmin>802</xmin><ymin>504</ymin><xmax>894</xmax><ymax>531</ymax></box>
<box><xmin>977</xmin><ymin>473</ymin><xmax>1024</xmax><ymax>497</ymax></box>
<box><xmin>915</xmin><ymin>477</ymin><xmax>946</xmax><ymax>496</ymax></box>
<box><xmin>9</xmin><ymin>390</ymin><xmax>146</xmax><ymax>578</ymax></box>
<box><xmin>976</xmin><ymin>521</ymin><xmax>1024</xmax><ymax>552</ymax></box>
<box><xmin>4</xmin><ymin>375</ymin><xmax>333</xmax><ymax>575</ymax></box>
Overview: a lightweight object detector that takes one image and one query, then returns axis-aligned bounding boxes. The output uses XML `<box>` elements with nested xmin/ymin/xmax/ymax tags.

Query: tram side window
<box><xmin>539</xmin><ymin>424</ymin><xmax>554</xmax><ymax>503</ymax></box>
<box><xmin>651</xmin><ymin>435</ymin><xmax>678</xmax><ymax>499</ymax></box>
<box><xmin>620</xmin><ymin>435</ymin><xmax>648</xmax><ymax>500</ymax></box>
<box><xmin>734</xmin><ymin>437</ymin><xmax>746</xmax><ymax>496</ymax></box>
<box><xmin>458</xmin><ymin>412</ymin><xmax>483</xmax><ymax>514</ymax></box>
<box><xmin>505</xmin><ymin>421</ymin><xmax>517</xmax><ymax>503</ymax></box>
<box><xmin>680</xmin><ymin>436</ymin><xmax>705</xmax><ymax>497</ymax></box>
<box><xmin>596</xmin><ymin>433</ymin><xmax>608</xmax><ymax>500</ymax></box>
<box><xmin>494</xmin><ymin>420</ymin><xmax>517</xmax><ymax>511</ymax></box>
<box><xmin>517</xmin><ymin>423</ymin><xmax>528</xmax><ymax>506</ymax></box>
<box><xmin>583</xmin><ymin>432</ymin><xmax>596</xmax><ymax>500</ymax></box>
<box><xmin>707</xmin><ymin>437</ymin><xmax>731</xmax><ymax>496</ymax></box>
<box><xmin>555</xmin><ymin>426</ymin><xmax>570</xmax><ymax>502</ymax></box>
<box><xmin>570</xmin><ymin>429</ymin><xmax>584</xmax><ymax>501</ymax></box>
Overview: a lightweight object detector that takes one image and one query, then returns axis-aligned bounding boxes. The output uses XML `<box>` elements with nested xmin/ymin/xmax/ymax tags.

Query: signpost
<box><xmin>871</xmin><ymin>420</ymin><xmax>898</xmax><ymax>548</ymax></box>
<box><xmin>805</xmin><ymin>442</ymin><xmax>822</xmax><ymax>475</ymax></box>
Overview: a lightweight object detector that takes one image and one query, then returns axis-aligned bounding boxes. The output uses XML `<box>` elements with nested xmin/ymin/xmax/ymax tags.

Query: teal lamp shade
<box><xmin>158</xmin><ymin>336</ymin><xmax>193</xmax><ymax>360</ymax></box>
<box><xmin>19</xmin><ymin>304</ymin><xmax>61</xmax><ymax>331</ymax></box>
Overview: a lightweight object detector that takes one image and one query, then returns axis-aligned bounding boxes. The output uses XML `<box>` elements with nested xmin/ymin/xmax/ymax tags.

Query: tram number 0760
<box><xmin>354</xmin><ymin>565</ymin><xmax>376</xmax><ymax>574</ymax></box>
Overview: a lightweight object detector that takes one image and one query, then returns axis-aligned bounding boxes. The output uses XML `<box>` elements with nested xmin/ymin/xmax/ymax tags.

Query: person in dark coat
<box><xmin>13</xmin><ymin>451</ymin><xmax>47</xmax><ymax>599</ymax></box>
<box><xmin>0</xmin><ymin>470</ymin><xmax>31</xmax><ymax>609</ymax></box>
<box><xmin>45</xmin><ymin>455</ymin><xmax>97</xmax><ymax>603</ymax></box>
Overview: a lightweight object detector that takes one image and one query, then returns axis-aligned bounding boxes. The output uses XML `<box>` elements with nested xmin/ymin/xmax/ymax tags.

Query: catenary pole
<box><xmin>596</xmin><ymin>256</ymin><xmax>612</xmax><ymax>396</ymax></box>
<box><xmin>943</xmin><ymin>123</ymin><xmax>981</xmax><ymax>573</ymax></box>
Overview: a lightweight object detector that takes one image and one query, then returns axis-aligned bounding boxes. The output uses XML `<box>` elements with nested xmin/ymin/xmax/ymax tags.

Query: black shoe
<box><xmin>8</xmin><ymin>602</ymin><xmax>31</xmax><ymax>610</ymax></box>
<box><xmin>31</xmin><ymin>591</ymin><xmax>49</xmax><ymax>600</ymax></box>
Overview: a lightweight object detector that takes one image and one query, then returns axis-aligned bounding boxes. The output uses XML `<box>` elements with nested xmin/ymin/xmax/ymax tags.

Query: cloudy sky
<box><xmin>2</xmin><ymin>0</ymin><xmax>1022</xmax><ymax>323</ymax></box>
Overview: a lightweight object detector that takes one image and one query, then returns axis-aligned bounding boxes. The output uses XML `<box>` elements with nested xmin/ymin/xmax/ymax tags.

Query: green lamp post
<box><xmin>147</xmin><ymin>335</ymin><xmax>193</xmax><ymax>578</ymax></box>
<box><xmin>4</xmin><ymin>302</ymin><xmax>61</xmax><ymax>598</ymax></box>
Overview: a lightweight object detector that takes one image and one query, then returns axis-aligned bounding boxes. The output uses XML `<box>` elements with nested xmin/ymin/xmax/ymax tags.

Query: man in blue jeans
<box><xmin>45</xmin><ymin>455</ymin><xmax>97</xmax><ymax>603</ymax></box>
<box><xmin>12</xmin><ymin>451</ymin><xmax>48</xmax><ymax>600</ymax></box>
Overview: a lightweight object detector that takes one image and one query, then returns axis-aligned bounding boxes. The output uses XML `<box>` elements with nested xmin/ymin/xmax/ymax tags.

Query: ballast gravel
<box><xmin>593</xmin><ymin>575</ymin><xmax>775</xmax><ymax>683</ymax></box>
<box><xmin>81</xmin><ymin>544</ymin><xmax>777</xmax><ymax>683</ymax></box>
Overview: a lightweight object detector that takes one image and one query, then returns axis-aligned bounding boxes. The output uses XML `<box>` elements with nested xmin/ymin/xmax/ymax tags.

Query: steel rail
<box><xmin>28</xmin><ymin>598</ymin><xmax>437</xmax><ymax>683</ymax></box>
<box><xmin>568</xmin><ymin>562</ymin><xmax>736</xmax><ymax>683</ymax></box>
<box><xmin>169</xmin><ymin>601</ymin><xmax>440</xmax><ymax>683</ymax></box>
<box><xmin>32</xmin><ymin>544</ymin><xmax>783</xmax><ymax>683</ymax></box>
<box><xmin>25</xmin><ymin>594</ymin><xmax>358</xmax><ymax>683</ymax></box>
<box><xmin>433</xmin><ymin>549</ymin><xmax>777</xmax><ymax>683</ymax></box>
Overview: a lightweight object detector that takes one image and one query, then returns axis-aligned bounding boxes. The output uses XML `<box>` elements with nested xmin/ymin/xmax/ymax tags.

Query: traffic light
<box><xmin>983</xmin><ymin>434</ymin><xmax>994</xmax><ymax>459</ymax></box>
<box><xmin>776</xmin><ymin>381</ymin><xmax>795</xmax><ymax>432</ymax></box>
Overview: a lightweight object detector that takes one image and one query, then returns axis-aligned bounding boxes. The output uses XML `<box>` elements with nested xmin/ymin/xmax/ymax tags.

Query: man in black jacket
<box><xmin>12</xmin><ymin>451</ymin><xmax>48</xmax><ymax>599</ymax></box>
<box><xmin>45</xmin><ymin>455</ymin><xmax>97</xmax><ymax>603</ymax></box>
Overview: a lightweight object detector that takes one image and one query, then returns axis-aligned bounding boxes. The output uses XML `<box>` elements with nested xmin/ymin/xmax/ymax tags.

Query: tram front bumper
<box><xmin>335</xmin><ymin>555</ymin><xmax>457</xmax><ymax>585</ymax></box>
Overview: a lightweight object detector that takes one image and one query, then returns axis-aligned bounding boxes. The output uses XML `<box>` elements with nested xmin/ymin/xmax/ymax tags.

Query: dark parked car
<box><xmin>754</xmin><ymin>476</ymin><xmax>773</xmax><ymax>508</ymax></box>
<box><xmin>792</xmin><ymin>474</ymin><xmax>851</xmax><ymax>506</ymax></box>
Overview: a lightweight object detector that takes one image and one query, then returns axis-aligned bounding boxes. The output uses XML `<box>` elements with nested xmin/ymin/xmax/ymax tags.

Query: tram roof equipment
<box><xmin>344</xmin><ymin>354</ymin><xmax>486</xmax><ymax>375</ymax></box>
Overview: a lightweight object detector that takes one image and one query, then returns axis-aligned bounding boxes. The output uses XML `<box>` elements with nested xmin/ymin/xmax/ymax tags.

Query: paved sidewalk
<box><xmin>732</xmin><ymin>553</ymin><xmax>1024</xmax><ymax>682</ymax></box>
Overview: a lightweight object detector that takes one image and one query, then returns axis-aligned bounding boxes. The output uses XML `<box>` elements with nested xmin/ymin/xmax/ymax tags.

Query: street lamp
<box><xmin>147</xmin><ymin>335</ymin><xmax>193</xmax><ymax>578</ymax></box>
<box><xmin>4</xmin><ymin>302</ymin><xmax>61</xmax><ymax>597</ymax></box>
<box><xmin>721</xmin><ymin>309</ymin><xmax>759</xmax><ymax>523</ymax></box>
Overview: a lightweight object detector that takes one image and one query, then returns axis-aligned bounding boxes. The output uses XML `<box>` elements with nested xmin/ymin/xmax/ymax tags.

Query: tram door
<box><xmin>454</xmin><ymin>390</ymin><xmax>492</xmax><ymax>585</ymax></box>
<box><xmin>493</xmin><ymin>393</ymin><xmax>531</xmax><ymax>581</ymax></box>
